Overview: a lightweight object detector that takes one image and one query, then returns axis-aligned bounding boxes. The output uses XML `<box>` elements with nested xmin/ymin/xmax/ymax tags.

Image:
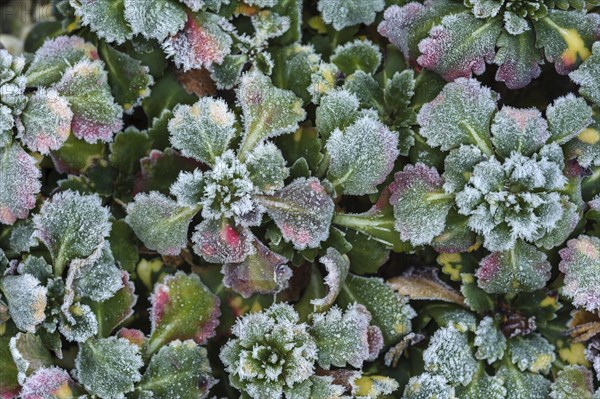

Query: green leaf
<box><xmin>50</xmin><ymin>134</ymin><xmax>105</xmax><ymax>175</ymax></box>
<box><xmin>123</xmin><ymin>0</ymin><xmax>187</xmax><ymax>41</ymax></box>
<box><xmin>9</xmin><ymin>332</ymin><xmax>53</xmax><ymax>384</ymax></box>
<box><xmin>337</xmin><ymin>274</ymin><xmax>415</xmax><ymax>345</ymax></box>
<box><xmin>99</xmin><ymin>42</ymin><xmax>154</xmax><ymax>114</ymax></box>
<box><xmin>455</xmin><ymin>366</ymin><xmax>506</xmax><ymax>399</ymax></box>
<box><xmin>402</xmin><ymin>373</ymin><xmax>455</xmax><ymax>399</ymax></box>
<box><xmin>72</xmin><ymin>0</ymin><xmax>132</xmax><ymax>44</ymax></box>
<box><xmin>86</xmin><ymin>272</ymin><xmax>137</xmax><ymax>337</ymax></box>
<box><xmin>33</xmin><ymin>190</ymin><xmax>111</xmax><ymax>275</ymax></box>
<box><xmin>491</xmin><ymin>106</ymin><xmax>549</xmax><ymax>158</ymax></box>
<box><xmin>550</xmin><ymin>365</ymin><xmax>595</xmax><ymax>399</ymax></box>
<box><xmin>125</xmin><ymin>191</ymin><xmax>199</xmax><ymax>256</ymax></box>
<box><xmin>494</xmin><ymin>30</ymin><xmax>544</xmax><ymax>89</ymax></box>
<box><xmin>135</xmin><ymin>148</ymin><xmax>200</xmax><ymax>195</ymax></box>
<box><xmin>344</xmin><ymin>229</ymin><xmax>390</xmax><ymax>275</ymax></box>
<box><xmin>423</xmin><ymin>326</ymin><xmax>478</xmax><ymax>386</ymax></box>
<box><xmin>534</xmin><ymin>10</ymin><xmax>600</xmax><ymax>74</ymax></box>
<box><xmin>570</xmin><ymin>41</ymin><xmax>600</xmax><ymax>105</ymax></box>
<box><xmin>237</xmin><ymin>70</ymin><xmax>306</xmax><ymax>160</ymax></box>
<box><xmin>331</xmin><ymin>39</ymin><xmax>382</xmax><ymax>74</ymax></box>
<box><xmin>147</xmin><ymin>272</ymin><xmax>220</xmax><ymax>355</ymax></box>
<box><xmin>417</xmin><ymin>77</ymin><xmax>496</xmax><ymax>154</ymax></box>
<box><xmin>107</xmin><ymin>220</ymin><xmax>139</xmax><ymax>273</ymax></box>
<box><xmin>310</xmin><ymin>248</ymin><xmax>350</xmax><ymax>312</ymax></box>
<box><xmin>75</xmin><ymin>336</ymin><xmax>143</xmax><ymax>398</ymax></box>
<box><xmin>546</xmin><ymin>94</ymin><xmax>592</xmax><ymax>144</ymax></box>
<box><xmin>275</xmin><ymin>126</ymin><xmax>323</xmax><ymax>174</ymax></box>
<box><xmin>318</xmin><ymin>0</ymin><xmax>384</xmax><ymax>30</ymax></box>
<box><xmin>564</xmin><ymin>115</ymin><xmax>600</xmax><ymax>167</ymax></box>
<box><xmin>315</xmin><ymin>90</ymin><xmax>360</xmax><ymax>140</ymax></box>
<box><xmin>476</xmin><ymin>240</ymin><xmax>552</xmax><ymax>294</ymax></box>
<box><xmin>137</xmin><ymin>340</ymin><xmax>216</xmax><ymax>399</ymax></box>
<box><xmin>73</xmin><ymin>244</ymin><xmax>122</xmax><ymax>302</ymax></box>
<box><xmin>142</xmin><ymin>68</ymin><xmax>197</xmax><ymax>122</ymax></box>
<box><xmin>272</xmin><ymin>44</ymin><xmax>320</xmax><ymax>103</ymax></box>
<box><xmin>245</xmin><ymin>142</ymin><xmax>289</xmax><ymax>195</ymax></box>
<box><xmin>509</xmin><ymin>333</ymin><xmax>556</xmax><ymax>374</ymax></box>
<box><xmin>559</xmin><ymin>234</ymin><xmax>600</xmax><ymax>312</ymax></box>
<box><xmin>0</xmin><ymin>331</ymin><xmax>19</xmax><ymax>399</ymax></box>
<box><xmin>474</xmin><ymin>316</ymin><xmax>506</xmax><ymax>364</ymax></box>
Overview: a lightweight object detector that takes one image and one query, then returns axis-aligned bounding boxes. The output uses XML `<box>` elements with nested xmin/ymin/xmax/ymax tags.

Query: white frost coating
<box><xmin>21</xmin><ymin>367</ymin><xmax>75</xmax><ymax>399</ymax></box>
<box><xmin>1</xmin><ymin>274</ymin><xmax>47</xmax><ymax>332</ymax></box>
<box><xmin>244</xmin><ymin>142</ymin><xmax>289</xmax><ymax>195</ymax></box>
<box><xmin>170</xmin><ymin>169</ymin><xmax>204</xmax><ymax>206</ymax></box>
<box><xmin>58</xmin><ymin>303</ymin><xmax>99</xmax><ymax>342</ymax></box>
<box><xmin>474</xmin><ymin>316</ymin><xmax>506</xmax><ymax>364</ymax></box>
<box><xmin>331</xmin><ymin>39</ymin><xmax>382</xmax><ymax>74</ymax></box>
<box><xmin>327</xmin><ymin>115</ymin><xmax>399</xmax><ymax>195</ymax></box>
<box><xmin>570</xmin><ymin>41</ymin><xmax>600</xmax><ymax>105</ymax></box>
<box><xmin>545</xmin><ymin>94</ymin><xmax>593</xmax><ymax>144</ymax></box>
<box><xmin>315</xmin><ymin>89</ymin><xmax>360</xmax><ymax>138</ymax></box>
<box><xmin>318</xmin><ymin>0</ymin><xmax>385</xmax><ymax>30</ymax></box>
<box><xmin>169</xmin><ymin>97</ymin><xmax>236</xmax><ymax>165</ymax></box>
<box><xmin>310</xmin><ymin>248</ymin><xmax>349</xmax><ymax>311</ymax></box>
<box><xmin>71</xmin><ymin>0</ymin><xmax>133</xmax><ymax>44</ymax></box>
<box><xmin>123</xmin><ymin>0</ymin><xmax>187</xmax><ymax>41</ymax></box>
<box><xmin>490</xmin><ymin>106</ymin><xmax>549</xmax><ymax>158</ymax></box>
<box><xmin>509</xmin><ymin>333</ymin><xmax>556</xmax><ymax>374</ymax></box>
<box><xmin>74</xmin><ymin>244</ymin><xmax>124</xmax><ymax>302</ymax></box>
<box><xmin>559</xmin><ymin>235</ymin><xmax>600</xmax><ymax>312</ymax></box>
<box><xmin>423</xmin><ymin>326</ymin><xmax>478</xmax><ymax>386</ymax></box>
<box><xmin>402</xmin><ymin>373</ymin><xmax>456</xmax><ymax>399</ymax></box>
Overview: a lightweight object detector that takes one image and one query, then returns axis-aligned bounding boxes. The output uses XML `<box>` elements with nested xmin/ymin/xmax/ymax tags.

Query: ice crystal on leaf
<box><xmin>317</xmin><ymin>0</ymin><xmax>385</xmax><ymax>30</ymax></box>
<box><xmin>497</xmin><ymin>363</ymin><xmax>551</xmax><ymax>399</ymax></box>
<box><xmin>245</xmin><ymin>142</ymin><xmax>289</xmax><ymax>195</ymax></box>
<box><xmin>192</xmin><ymin>218</ymin><xmax>255</xmax><ymax>264</ymax></box>
<box><xmin>310</xmin><ymin>248</ymin><xmax>350</xmax><ymax>312</ymax></box>
<box><xmin>474</xmin><ymin>316</ymin><xmax>506</xmax><ymax>364</ymax></box>
<box><xmin>71</xmin><ymin>0</ymin><xmax>133</xmax><ymax>44</ymax></box>
<box><xmin>545</xmin><ymin>94</ymin><xmax>593</xmax><ymax>144</ymax></box>
<box><xmin>75</xmin><ymin>337</ymin><xmax>143</xmax><ymax>399</ymax></box>
<box><xmin>170</xmin><ymin>169</ymin><xmax>204</xmax><ymax>206</ymax></box>
<box><xmin>490</xmin><ymin>106</ymin><xmax>549</xmax><ymax>158</ymax></box>
<box><xmin>58</xmin><ymin>302</ymin><xmax>99</xmax><ymax>343</ymax></box>
<box><xmin>570</xmin><ymin>41</ymin><xmax>600</xmax><ymax>105</ymax></box>
<box><xmin>20</xmin><ymin>366</ymin><xmax>78</xmax><ymax>399</ymax></box>
<box><xmin>220</xmin><ymin>303</ymin><xmax>317</xmax><ymax>399</ymax></box>
<box><xmin>169</xmin><ymin>97</ymin><xmax>236</xmax><ymax>166</ymax></box>
<box><xmin>559</xmin><ymin>235</ymin><xmax>600</xmax><ymax>312</ymax></box>
<box><xmin>330</xmin><ymin>40</ymin><xmax>382</xmax><ymax>75</ymax></box>
<box><xmin>326</xmin><ymin>115</ymin><xmax>399</xmax><ymax>196</ymax></box>
<box><xmin>315</xmin><ymin>90</ymin><xmax>360</xmax><ymax>139</ymax></box>
<box><xmin>0</xmin><ymin>274</ymin><xmax>47</xmax><ymax>333</ymax></box>
<box><xmin>509</xmin><ymin>333</ymin><xmax>556</xmax><ymax>374</ymax></box>
<box><xmin>0</xmin><ymin>50</ymin><xmax>27</xmax><ymax>139</ymax></box>
<box><xmin>423</xmin><ymin>326</ymin><xmax>478</xmax><ymax>386</ymax></box>
<box><xmin>73</xmin><ymin>244</ymin><xmax>123</xmax><ymax>302</ymax></box>
<box><xmin>123</xmin><ymin>0</ymin><xmax>186</xmax><ymax>42</ymax></box>
<box><xmin>550</xmin><ymin>365</ymin><xmax>595</xmax><ymax>399</ymax></box>
<box><xmin>402</xmin><ymin>373</ymin><xmax>456</xmax><ymax>399</ymax></box>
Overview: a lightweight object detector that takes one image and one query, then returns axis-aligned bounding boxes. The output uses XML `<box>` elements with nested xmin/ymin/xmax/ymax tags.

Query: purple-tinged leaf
<box><xmin>191</xmin><ymin>218</ymin><xmax>254</xmax><ymax>264</ymax></box>
<box><xmin>417</xmin><ymin>13</ymin><xmax>501</xmax><ymax>81</ymax></box>
<box><xmin>20</xmin><ymin>367</ymin><xmax>79</xmax><ymax>399</ymax></box>
<box><xmin>477</xmin><ymin>240</ymin><xmax>552</xmax><ymax>294</ymax></box>
<box><xmin>326</xmin><ymin>115</ymin><xmax>399</xmax><ymax>195</ymax></box>
<box><xmin>16</xmin><ymin>89</ymin><xmax>72</xmax><ymax>155</ymax></box>
<box><xmin>389</xmin><ymin>163</ymin><xmax>453</xmax><ymax>246</ymax></box>
<box><xmin>417</xmin><ymin>78</ymin><xmax>497</xmax><ymax>154</ymax></box>
<box><xmin>222</xmin><ymin>238</ymin><xmax>291</xmax><ymax>298</ymax></box>
<box><xmin>494</xmin><ymin>31</ymin><xmax>543</xmax><ymax>89</ymax></box>
<box><xmin>148</xmin><ymin>272</ymin><xmax>220</xmax><ymax>355</ymax></box>
<box><xmin>163</xmin><ymin>12</ymin><xmax>232</xmax><ymax>71</ymax></box>
<box><xmin>311</xmin><ymin>248</ymin><xmax>350</xmax><ymax>312</ymax></box>
<box><xmin>126</xmin><ymin>191</ymin><xmax>199</xmax><ymax>256</ymax></box>
<box><xmin>256</xmin><ymin>177</ymin><xmax>334</xmax><ymax>250</ymax></box>
<box><xmin>25</xmin><ymin>36</ymin><xmax>98</xmax><ymax>87</ymax></box>
<box><xmin>491</xmin><ymin>106</ymin><xmax>549</xmax><ymax>158</ymax></box>
<box><xmin>0</xmin><ymin>143</ymin><xmax>41</xmax><ymax>225</ymax></box>
<box><xmin>559</xmin><ymin>235</ymin><xmax>600</xmax><ymax>312</ymax></box>
<box><xmin>54</xmin><ymin>60</ymin><xmax>123</xmax><ymax>144</ymax></box>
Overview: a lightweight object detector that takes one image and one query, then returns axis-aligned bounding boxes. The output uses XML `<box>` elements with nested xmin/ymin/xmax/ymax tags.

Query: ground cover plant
<box><xmin>1</xmin><ymin>0</ymin><xmax>600</xmax><ymax>397</ymax></box>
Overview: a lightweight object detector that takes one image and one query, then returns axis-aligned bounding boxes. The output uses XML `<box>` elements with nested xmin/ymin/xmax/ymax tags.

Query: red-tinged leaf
<box><xmin>191</xmin><ymin>218</ymin><xmax>254</xmax><ymax>264</ymax></box>
<box><xmin>559</xmin><ymin>235</ymin><xmax>600</xmax><ymax>312</ymax></box>
<box><xmin>148</xmin><ymin>272</ymin><xmax>220</xmax><ymax>355</ymax></box>
<box><xmin>0</xmin><ymin>143</ymin><xmax>41</xmax><ymax>225</ymax></box>
<box><xmin>256</xmin><ymin>177</ymin><xmax>334</xmax><ymax>250</ymax></box>
<box><xmin>494</xmin><ymin>31</ymin><xmax>543</xmax><ymax>89</ymax></box>
<box><xmin>20</xmin><ymin>367</ymin><xmax>79</xmax><ymax>399</ymax></box>
<box><xmin>222</xmin><ymin>238</ymin><xmax>291</xmax><ymax>298</ymax></box>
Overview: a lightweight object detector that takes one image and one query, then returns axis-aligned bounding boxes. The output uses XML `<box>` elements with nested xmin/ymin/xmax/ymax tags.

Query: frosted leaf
<box><xmin>510</xmin><ymin>333</ymin><xmax>555</xmax><ymax>374</ymax></box>
<box><xmin>559</xmin><ymin>235</ymin><xmax>600</xmax><ymax>312</ymax></box>
<box><xmin>327</xmin><ymin>115</ymin><xmax>399</xmax><ymax>196</ymax></box>
<box><xmin>534</xmin><ymin>197</ymin><xmax>579</xmax><ymax>250</ymax></box>
<box><xmin>586</xmin><ymin>339</ymin><xmax>600</xmax><ymax>383</ymax></box>
<box><xmin>423</xmin><ymin>326</ymin><xmax>478</xmax><ymax>386</ymax></box>
<box><xmin>315</xmin><ymin>90</ymin><xmax>359</xmax><ymax>139</ymax></box>
<box><xmin>163</xmin><ymin>12</ymin><xmax>232</xmax><ymax>71</ymax></box>
<box><xmin>17</xmin><ymin>88</ymin><xmax>73</xmax><ymax>154</ymax></box>
<box><xmin>255</xmin><ymin>177</ymin><xmax>334</xmax><ymax>250</ymax></box>
<box><xmin>310</xmin><ymin>248</ymin><xmax>350</xmax><ymax>312</ymax></box>
<box><xmin>474</xmin><ymin>316</ymin><xmax>506</xmax><ymax>363</ymax></box>
<box><xmin>170</xmin><ymin>169</ymin><xmax>204</xmax><ymax>207</ymax></box>
<box><xmin>25</xmin><ymin>36</ymin><xmax>98</xmax><ymax>87</ymax></box>
<box><xmin>1</xmin><ymin>274</ymin><xmax>46</xmax><ymax>333</ymax></box>
<box><xmin>0</xmin><ymin>142</ymin><xmax>41</xmax><ymax>225</ymax></box>
<box><xmin>75</xmin><ymin>337</ymin><xmax>143</xmax><ymax>399</ymax></box>
<box><xmin>123</xmin><ymin>0</ymin><xmax>186</xmax><ymax>41</ymax></box>
<box><xmin>570</xmin><ymin>41</ymin><xmax>600</xmax><ymax>105</ymax></box>
<box><xmin>245</xmin><ymin>142</ymin><xmax>289</xmax><ymax>195</ymax></box>
<box><xmin>352</xmin><ymin>375</ymin><xmax>399</xmax><ymax>398</ymax></box>
<box><xmin>169</xmin><ymin>97</ymin><xmax>236</xmax><ymax>165</ymax></box>
<box><xmin>550</xmin><ymin>365</ymin><xmax>595</xmax><ymax>399</ymax></box>
<box><xmin>252</xmin><ymin>10</ymin><xmax>290</xmax><ymax>42</ymax></box>
<box><xmin>389</xmin><ymin>163</ymin><xmax>453</xmax><ymax>246</ymax></box>
<box><xmin>192</xmin><ymin>218</ymin><xmax>254</xmax><ymax>263</ymax></box>
<box><xmin>388</xmin><ymin>267</ymin><xmax>465</xmax><ymax>306</ymax></box>
<box><xmin>455</xmin><ymin>369</ymin><xmax>506</xmax><ymax>399</ymax></box>
<box><xmin>417</xmin><ymin>13</ymin><xmax>501</xmax><ymax>81</ymax></box>
<box><xmin>9</xmin><ymin>221</ymin><xmax>37</xmax><ymax>254</ymax></box>
<box><xmin>417</xmin><ymin>78</ymin><xmax>497</xmax><ymax>153</ymax></box>
<box><xmin>200</xmin><ymin>151</ymin><xmax>258</xmax><ymax>224</ymax></box>
<box><xmin>304</xmin><ymin>376</ymin><xmax>345</xmax><ymax>399</ymax></box>
<box><xmin>402</xmin><ymin>373</ymin><xmax>456</xmax><ymax>399</ymax></box>
<box><xmin>245</xmin><ymin>0</ymin><xmax>278</xmax><ymax>6</ymax></box>
<box><xmin>20</xmin><ymin>367</ymin><xmax>78</xmax><ymax>399</ymax></box>
<box><xmin>311</xmin><ymin>304</ymin><xmax>383</xmax><ymax>369</ymax></box>
<box><xmin>33</xmin><ymin>190</ymin><xmax>111</xmax><ymax>274</ymax></box>
<box><xmin>331</xmin><ymin>39</ymin><xmax>382</xmax><ymax>75</ymax></box>
<box><xmin>148</xmin><ymin>272</ymin><xmax>220</xmax><ymax>354</ymax></box>
<box><xmin>308</xmin><ymin>62</ymin><xmax>340</xmax><ymax>103</ymax></box>
<box><xmin>476</xmin><ymin>241</ymin><xmax>552</xmax><ymax>293</ymax></box>
<box><xmin>58</xmin><ymin>302</ymin><xmax>98</xmax><ymax>342</ymax></box>
<box><xmin>138</xmin><ymin>340</ymin><xmax>216</xmax><ymax>399</ymax></box>
<box><xmin>237</xmin><ymin>70</ymin><xmax>306</xmax><ymax>158</ymax></box>
<box><xmin>565</xmin><ymin>117</ymin><xmax>600</xmax><ymax>167</ymax></box>
<box><xmin>491</xmin><ymin>106</ymin><xmax>549</xmax><ymax>157</ymax></box>
<box><xmin>126</xmin><ymin>191</ymin><xmax>198</xmax><ymax>256</ymax></box>
<box><xmin>222</xmin><ymin>238</ymin><xmax>290</xmax><ymax>298</ymax></box>
<box><xmin>54</xmin><ymin>59</ymin><xmax>123</xmax><ymax>143</ymax></box>
<box><xmin>87</xmin><ymin>271</ymin><xmax>137</xmax><ymax>337</ymax></box>
<box><xmin>533</xmin><ymin>10</ymin><xmax>600</xmax><ymax>75</ymax></box>
<box><xmin>546</xmin><ymin>94</ymin><xmax>592</xmax><ymax>144</ymax></box>
<box><xmin>71</xmin><ymin>0</ymin><xmax>133</xmax><ymax>44</ymax></box>
<box><xmin>497</xmin><ymin>364</ymin><xmax>550</xmax><ymax>399</ymax></box>
<box><xmin>74</xmin><ymin>244</ymin><xmax>123</xmax><ymax>302</ymax></box>
<box><xmin>317</xmin><ymin>0</ymin><xmax>384</xmax><ymax>30</ymax></box>
<box><xmin>468</xmin><ymin>0</ymin><xmax>502</xmax><ymax>17</ymax></box>
<box><xmin>209</xmin><ymin>54</ymin><xmax>246</xmax><ymax>90</ymax></box>
<box><xmin>9</xmin><ymin>333</ymin><xmax>52</xmax><ymax>384</ymax></box>
<box><xmin>442</xmin><ymin>145</ymin><xmax>484</xmax><ymax>193</ymax></box>
<box><xmin>220</xmin><ymin>303</ymin><xmax>317</xmax><ymax>399</ymax></box>
<box><xmin>338</xmin><ymin>274</ymin><xmax>416</xmax><ymax>345</ymax></box>
<box><xmin>494</xmin><ymin>30</ymin><xmax>543</xmax><ymax>89</ymax></box>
